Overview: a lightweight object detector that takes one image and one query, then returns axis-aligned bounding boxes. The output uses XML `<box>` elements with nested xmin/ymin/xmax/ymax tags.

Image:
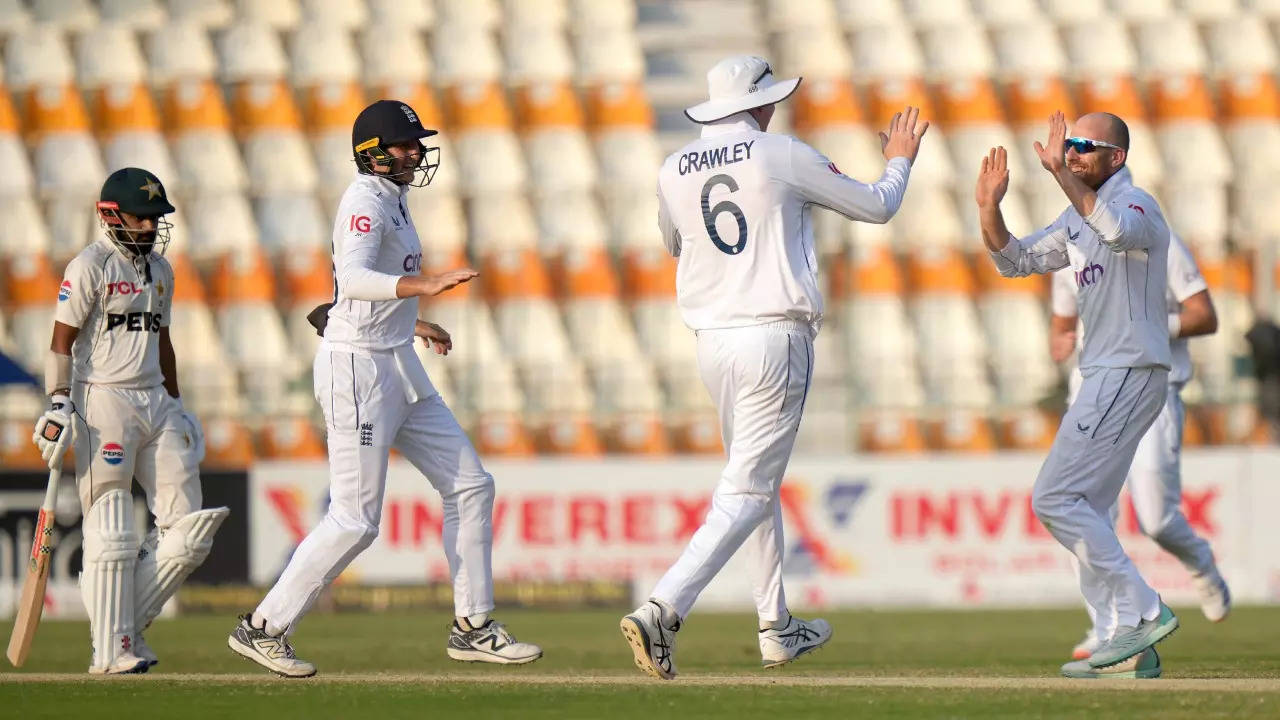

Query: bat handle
<box><xmin>40</xmin><ymin>465</ymin><xmax>60</xmax><ymax>513</ymax></box>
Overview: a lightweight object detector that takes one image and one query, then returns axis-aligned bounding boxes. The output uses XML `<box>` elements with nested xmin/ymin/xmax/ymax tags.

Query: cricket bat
<box><xmin>7</xmin><ymin>466</ymin><xmax>61</xmax><ymax>667</ymax></box>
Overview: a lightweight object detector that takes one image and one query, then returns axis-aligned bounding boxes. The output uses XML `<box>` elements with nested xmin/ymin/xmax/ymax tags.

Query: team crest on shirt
<box><xmin>58</xmin><ymin>280</ymin><xmax>72</xmax><ymax>301</ymax></box>
<box><xmin>101</xmin><ymin>442</ymin><xmax>126</xmax><ymax>465</ymax></box>
<box><xmin>156</xmin><ymin>282</ymin><xmax>165</xmax><ymax>296</ymax></box>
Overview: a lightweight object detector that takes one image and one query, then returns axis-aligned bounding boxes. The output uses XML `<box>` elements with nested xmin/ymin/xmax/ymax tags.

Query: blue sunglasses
<box><xmin>1064</xmin><ymin>137</ymin><xmax>1123</xmax><ymax>154</ymax></box>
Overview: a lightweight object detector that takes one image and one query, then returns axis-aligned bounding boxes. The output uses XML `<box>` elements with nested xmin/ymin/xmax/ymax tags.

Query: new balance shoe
<box><xmin>1195</xmin><ymin>573</ymin><xmax>1231</xmax><ymax>623</ymax></box>
<box><xmin>1088</xmin><ymin>601</ymin><xmax>1178</xmax><ymax>668</ymax></box>
<box><xmin>620</xmin><ymin>600</ymin><xmax>680</xmax><ymax>680</ymax></box>
<box><xmin>88</xmin><ymin>651</ymin><xmax>149</xmax><ymax>675</ymax></box>
<box><xmin>1071</xmin><ymin>629</ymin><xmax>1101</xmax><ymax>660</ymax></box>
<box><xmin>759</xmin><ymin>615</ymin><xmax>832</xmax><ymax>669</ymax></box>
<box><xmin>133</xmin><ymin>631</ymin><xmax>159</xmax><ymax>669</ymax></box>
<box><xmin>227</xmin><ymin>613</ymin><xmax>316</xmax><ymax>678</ymax></box>
<box><xmin>447</xmin><ymin>618</ymin><xmax>542</xmax><ymax>665</ymax></box>
<box><xmin>1063</xmin><ymin>647</ymin><xmax>1160</xmax><ymax>679</ymax></box>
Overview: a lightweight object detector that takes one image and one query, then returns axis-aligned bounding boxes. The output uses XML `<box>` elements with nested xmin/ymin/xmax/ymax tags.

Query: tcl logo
<box><xmin>107</xmin><ymin>281</ymin><xmax>144</xmax><ymax>296</ymax></box>
<box><xmin>403</xmin><ymin>253</ymin><xmax>422</xmax><ymax>273</ymax></box>
<box><xmin>350</xmin><ymin>215</ymin><xmax>372</xmax><ymax>233</ymax></box>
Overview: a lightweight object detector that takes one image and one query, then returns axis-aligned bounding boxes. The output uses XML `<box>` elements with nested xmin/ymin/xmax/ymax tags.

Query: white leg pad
<box><xmin>80</xmin><ymin>489</ymin><xmax>139</xmax><ymax>670</ymax></box>
<box><xmin>134</xmin><ymin>507</ymin><xmax>229</xmax><ymax>628</ymax></box>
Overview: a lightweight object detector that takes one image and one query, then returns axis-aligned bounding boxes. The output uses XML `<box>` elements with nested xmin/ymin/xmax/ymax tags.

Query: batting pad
<box><xmin>134</xmin><ymin>507</ymin><xmax>230</xmax><ymax>629</ymax></box>
<box><xmin>80</xmin><ymin>489</ymin><xmax>138</xmax><ymax>669</ymax></box>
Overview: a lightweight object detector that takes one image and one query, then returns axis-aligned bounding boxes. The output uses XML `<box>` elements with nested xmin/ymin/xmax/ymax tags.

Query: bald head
<box><xmin>1074</xmin><ymin>112</ymin><xmax>1129</xmax><ymax>151</ymax></box>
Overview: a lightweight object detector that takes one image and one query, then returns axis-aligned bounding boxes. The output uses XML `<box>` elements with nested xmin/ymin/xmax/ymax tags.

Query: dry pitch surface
<box><xmin>4</xmin><ymin>607</ymin><xmax>1279</xmax><ymax>718</ymax></box>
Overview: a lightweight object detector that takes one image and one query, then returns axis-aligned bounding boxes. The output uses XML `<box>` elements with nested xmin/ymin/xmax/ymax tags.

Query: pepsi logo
<box><xmin>58</xmin><ymin>280</ymin><xmax>72</xmax><ymax>302</ymax></box>
<box><xmin>101</xmin><ymin>442</ymin><xmax>125</xmax><ymax>466</ymax></box>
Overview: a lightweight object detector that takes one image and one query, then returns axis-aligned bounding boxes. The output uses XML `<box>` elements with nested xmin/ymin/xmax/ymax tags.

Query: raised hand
<box><xmin>879</xmin><ymin>106</ymin><xmax>930</xmax><ymax>164</ymax></box>
<box><xmin>420</xmin><ymin>268</ymin><xmax>478</xmax><ymax>296</ymax></box>
<box><xmin>1032</xmin><ymin>110</ymin><xmax>1068</xmax><ymax>173</ymax></box>
<box><xmin>975</xmin><ymin>146</ymin><xmax>1010</xmax><ymax>209</ymax></box>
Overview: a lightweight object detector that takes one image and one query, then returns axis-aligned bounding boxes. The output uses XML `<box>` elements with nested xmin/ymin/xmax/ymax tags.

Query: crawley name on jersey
<box><xmin>657</xmin><ymin>116</ymin><xmax>911</xmax><ymax>333</ymax></box>
<box><xmin>55</xmin><ymin>240</ymin><xmax>174</xmax><ymax>388</ymax></box>
<box><xmin>324</xmin><ymin>172</ymin><xmax>423</xmax><ymax>349</ymax></box>
<box><xmin>1053</xmin><ymin>231</ymin><xmax>1207</xmax><ymax>386</ymax></box>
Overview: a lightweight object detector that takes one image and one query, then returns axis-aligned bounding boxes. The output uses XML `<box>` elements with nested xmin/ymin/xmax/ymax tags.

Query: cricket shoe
<box><xmin>1062</xmin><ymin>647</ymin><xmax>1160</xmax><ymax>679</ymax></box>
<box><xmin>620</xmin><ymin>600</ymin><xmax>681</xmax><ymax>680</ymax></box>
<box><xmin>1088</xmin><ymin>601</ymin><xmax>1178</xmax><ymax>668</ymax></box>
<box><xmin>447</xmin><ymin>618</ymin><xmax>542</xmax><ymax>665</ymax></box>
<box><xmin>1071</xmin><ymin>630</ymin><xmax>1102</xmax><ymax>661</ymax></box>
<box><xmin>227</xmin><ymin>613</ymin><xmax>316</xmax><ymax>678</ymax></box>
<box><xmin>88</xmin><ymin>651</ymin><xmax>149</xmax><ymax>675</ymax></box>
<box><xmin>133</xmin><ymin>631</ymin><xmax>159</xmax><ymax>669</ymax></box>
<box><xmin>1195</xmin><ymin>573</ymin><xmax>1231</xmax><ymax>623</ymax></box>
<box><xmin>759</xmin><ymin>616</ymin><xmax>832</xmax><ymax>669</ymax></box>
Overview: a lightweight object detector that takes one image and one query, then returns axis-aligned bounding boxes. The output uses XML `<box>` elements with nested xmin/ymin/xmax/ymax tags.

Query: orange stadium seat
<box><xmin>858</xmin><ymin>409</ymin><xmax>929</xmax><ymax>454</ymax></box>
<box><xmin>927</xmin><ymin>409</ymin><xmax>998</xmax><ymax>453</ymax></box>
<box><xmin>998</xmin><ymin>408</ymin><xmax>1059</xmax><ymax>451</ymax></box>
<box><xmin>259</xmin><ymin>416</ymin><xmax>328</xmax><ymax>460</ymax></box>
<box><xmin>201</xmin><ymin>416</ymin><xmax>255</xmax><ymax>468</ymax></box>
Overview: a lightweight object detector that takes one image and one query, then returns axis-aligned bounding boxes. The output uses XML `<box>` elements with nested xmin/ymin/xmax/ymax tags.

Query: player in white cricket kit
<box><xmin>1051</xmin><ymin>232</ymin><xmax>1230</xmax><ymax>661</ymax></box>
<box><xmin>976</xmin><ymin>111</ymin><xmax>1180</xmax><ymax>680</ymax></box>
<box><xmin>229</xmin><ymin>101</ymin><xmax>540</xmax><ymax>678</ymax></box>
<box><xmin>32</xmin><ymin>167</ymin><xmax>228</xmax><ymax>675</ymax></box>
<box><xmin>620</xmin><ymin>56</ymin><xmax>927</xmax><ymax>679</ymax></box>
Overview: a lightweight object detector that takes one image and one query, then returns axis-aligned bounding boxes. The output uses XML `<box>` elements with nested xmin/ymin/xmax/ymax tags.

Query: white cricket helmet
<box><xmin>683</xmin><ymin>55</ymin><xmax>802</xmax><ymax>124</ymax></box>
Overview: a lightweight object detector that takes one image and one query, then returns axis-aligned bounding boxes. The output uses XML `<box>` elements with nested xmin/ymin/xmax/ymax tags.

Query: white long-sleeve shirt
<box><xmin>990</xmin><ymin>166</ymin><xmax>1172</xmax><ymax>372</ymax></box>
<box><xmin>1053</xmin><ymin>231</ymin><xmax>1207</xmax><ymax>387</ymax></box>
<box><xmin>323</xmin><ymin>172</ymin><xmax>424</xmax><ymax>350</ymax></box>
<box><xmin>657</xmin><ymin>114</ymin><xmax>912</xmax><ymax>333</ymax></box>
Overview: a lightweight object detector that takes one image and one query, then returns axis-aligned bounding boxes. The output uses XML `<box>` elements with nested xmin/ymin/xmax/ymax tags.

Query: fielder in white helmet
<box><xmin>620</xmin><ymin>55</ymin><xmax>927</xmax><ymax>679</ymax></box>
<box><xmin>34</xmin><ymin>167</ymin><xmax>229</xmax><ymax>675</ymax></box>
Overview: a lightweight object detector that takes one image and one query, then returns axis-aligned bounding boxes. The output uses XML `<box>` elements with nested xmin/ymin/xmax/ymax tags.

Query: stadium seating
<box><xmin>0</xmin><ymin>0</ymin><xmax>1274</xmax><ymax>467</ymax></box>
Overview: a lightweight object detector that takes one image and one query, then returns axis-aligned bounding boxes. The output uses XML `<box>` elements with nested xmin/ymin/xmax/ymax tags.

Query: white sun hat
<box><xmin>683</xmin><ymin>55</ymin><xmax>802</xmax><ymax>124</ymax></box>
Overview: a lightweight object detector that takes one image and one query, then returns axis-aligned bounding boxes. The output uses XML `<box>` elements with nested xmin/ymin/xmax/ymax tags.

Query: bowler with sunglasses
<box><xmin>975</xmin><ymin>111</ymin><xmax>1178</xmax><ymax>679</ymax></box>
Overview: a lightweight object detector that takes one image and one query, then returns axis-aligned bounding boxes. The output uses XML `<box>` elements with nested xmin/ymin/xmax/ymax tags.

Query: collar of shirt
<box><xmin>1095</xmin><ymin>165</ymin><xmax>1133</xmax><ymax>203</ymax></box>
<box><xmin>354</xmin><ymin>170</ymin><xmax>409</xmax><ymax>198</ymax></box>
<box><xmin>699</xmin><ymin>112</ymin><xmax>761</xmax><ymax>139</ymax></box>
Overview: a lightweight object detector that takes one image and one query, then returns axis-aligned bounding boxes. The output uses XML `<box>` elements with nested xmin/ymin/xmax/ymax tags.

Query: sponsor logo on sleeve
<box><xmin>58</xmin><ymin>280</ymin><xmax>72</xmax><ymax>301</ymax></box>
<box><xmin>350</xmin><ymin>215</ymin><xmax>372</xmax><ymax>233</ymax></box>
<box><xmin>101</xmin><ymin>442</ymin><xmax>126</xmax><ymax>465</ymax></box>
<box><xmin>1128</xmin><ymin>204</ymin><xmax>1145</xmax><ymax>215</ymax></box>
<box><xmin>827</xmin><ymin>161</ymin><xmax>842</xmax><ymax>175</ymax></box>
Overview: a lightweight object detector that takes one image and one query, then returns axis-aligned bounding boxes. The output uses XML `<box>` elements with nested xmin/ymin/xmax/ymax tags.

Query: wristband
<box><xmin>1168</xmin><ymin>313</ymin><xmax>1182</xmax><ymax>339</ymax></box>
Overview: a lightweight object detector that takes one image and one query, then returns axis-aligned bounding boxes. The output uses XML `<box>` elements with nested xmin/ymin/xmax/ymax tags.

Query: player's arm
<box><xmin>1049</xmin><ymin>269</ymin><xmax>1079</xmax><ymax>362</ymax></box>
<box><xmin>657</xmin><ymin>186</ymin><xmax>681</xmax><ymax>257</ymax></box>
<box><xmin>788</xmin><ymin>108</ymin><xmax>926</xmax><ymax>224</ymax></box>
<box><xmin>338</xmin><ymin>206</ymin><xmax>477</xmax><ymax>301</ymax></box>
<box><xmin>415</xmin><ymin>319</ymin><xmax>452</xmax><ymax>356</ymax></box>
<box><xmin>1175</xmin><ymin>290</ymin><xmax>1217</xmax><ymax>338</ymax></box>
<box><xmin>976</xmin><ymin>147</ymin><xmax>1070</xmax><ymax>277</ymax></box>
<box><xmin>36</xmin><ymin>258</ymin><xmax>96</xmax><ymax>467</ymax></box>
<box><xmin>48</xmin><ymin>322</ymin><xmax>78</xmax><ymax>397</ymax></box>
<box><xmin>159</xmin><ymin>327</ymin><xmax>180</xmax><ymax>398</ymax></box>
<box><xmin>1166</xmin><ymin>233</ymin><xmax>1217</xmax><ymax>339</ymax></box>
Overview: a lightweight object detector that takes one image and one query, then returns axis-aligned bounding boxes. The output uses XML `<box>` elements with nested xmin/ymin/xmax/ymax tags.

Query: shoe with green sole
<box><xmin>1063</xmin><ymin>647</ymin><xmax>1161</xmax><ymax>679</ymax></box>
<box><xmin>1088</xmin><ymin>601</ymin><xmax>1177</xmax><ymax>668</ymax></box>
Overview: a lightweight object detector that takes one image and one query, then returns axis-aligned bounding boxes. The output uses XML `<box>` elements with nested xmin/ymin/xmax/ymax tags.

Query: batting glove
<box><xmin>32</xmin><ymin>394</ymin><xmax>74</xmax><ymax>470</ymax></box>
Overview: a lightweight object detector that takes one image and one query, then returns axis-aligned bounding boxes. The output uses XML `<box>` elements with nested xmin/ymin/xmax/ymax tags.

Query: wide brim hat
<box><xmin>684</xmin><ymin>55</ymin><xmax>802</xmax><ymax>124</ymax></box>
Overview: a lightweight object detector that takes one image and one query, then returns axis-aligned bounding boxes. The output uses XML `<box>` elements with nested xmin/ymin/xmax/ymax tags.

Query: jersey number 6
<box><xmin>700</xmin><ymin>174</ymin><xmax>747</xmax><ymax>255</ymax></box>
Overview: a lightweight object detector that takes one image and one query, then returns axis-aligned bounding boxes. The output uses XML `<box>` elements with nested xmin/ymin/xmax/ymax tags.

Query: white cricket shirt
<box><xmin>657</xmin><ymin>114</ymin><xmax>912</xmax><ymax>334</ymax></box>
<box><xmin>55</xmin><ymin>239</ymin><xmax>174</xmax><ymax>388</ymax></box>
<box><xmin>991</xmin><ymin>167</ymin><xmax>1172</xmax><ymax>372</ymax></box>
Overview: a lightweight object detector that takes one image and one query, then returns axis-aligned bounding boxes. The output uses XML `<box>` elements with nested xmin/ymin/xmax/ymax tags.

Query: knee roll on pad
<box><xmin>83</xmin><ymin>489</ymin><xmax>138</xmax><ymax>562</ymax></box>
<box><xmin>134</xmin><ymin>507</ymin><xmax>229</xmax><ymax>629</ymax></box>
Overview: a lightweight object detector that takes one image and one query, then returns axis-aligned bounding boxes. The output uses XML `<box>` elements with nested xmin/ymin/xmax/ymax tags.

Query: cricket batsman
<box><xmin>229</xmin><ymin>100</ymin><xmax>541</xmax><ymax>678</ymax></box>
<box><xmin>1051</xmin><ymin>231</ymin><xmax>1230</xmax><ymax>661</ymax></box>
<box><xmin>620</xmin><ymin>55</ymin><xmax>927</xmax><ymax>679</ymax></box>
<box><xmin>33</xmin><ymin>167</ymin><xmax>229</xmax><ymax>674</ymax></box>
<box><xmin>976</xmin><ymin>111</ymin><xmax>1180</xmax><ymax>679</ymax></box>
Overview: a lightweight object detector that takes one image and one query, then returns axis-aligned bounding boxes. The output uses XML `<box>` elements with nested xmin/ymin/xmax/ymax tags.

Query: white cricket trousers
<box><xmin>256</xmin><ymin>345</ymin><xmax>495</xmax><ymax>635</ymax></box>
<box><xmin>1035</xmin><ymin>366</ymin><xmax>1168</xmax><ymax>631</ymax></box>
<box><xmin>651</xmin><ymin>320</ymin><xmax>813</xmax><ymax>622</ymax></box>
<box><xmin>1077</xmin><ymin>383</ymin><xmax>1219</xmax><ymax>640</ymax></box>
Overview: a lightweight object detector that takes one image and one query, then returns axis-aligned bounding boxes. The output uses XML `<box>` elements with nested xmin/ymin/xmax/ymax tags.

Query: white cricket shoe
<box><xmin>134</xmin><ymin>631</ymin><xmax>159</xmax><ymax>669</ymax></box>
<box><xmin>447</xmin><ymin>618</ymin><xmax>542</xmax><ymax>665</ymax></box>
<box><xmin>227</xmin><ymin>614</ymin><xmax>317</xmax><ymax>678</ymax></box>
<box><xmin>759</xmin><ymin>615</ymin><xmax>832</xmax><ymax>669</ymax></box>
<box><xmin>1196</xmin><ymin>573</ymin><xmax>1231</xmax><ymax>623</ymax></box>
<box><xmin>620</xmin><ymin>600</ymin><xmax>680</xmax><ymax>680</ymax></box>
<box><xmin>1071</xmin><ymin>630</ymin><xmax>1102</xmax><ymax>660</ymax></box>
<box><xmin>88</xmin><ymin>651</ymin><xmax>149</xmax><ymax>675</ymax></box>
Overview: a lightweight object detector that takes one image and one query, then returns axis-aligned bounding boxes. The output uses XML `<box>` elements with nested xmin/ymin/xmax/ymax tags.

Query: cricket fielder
<box><xmin>1051</xmin><ymin>231</ymin><xmax>1230</xmax><ymax>661</ymax></box>
<box><xmin>620</xmin><ymin>55</ymin><xmax>927</xmax><ymax>679</ymax></box>
<box><xmin>229</xmin><ymin>100</ymin><xmax>541</xmax><ymax>678</ymax></box>
<box><xmin>976</xmin><ymin>111</ymin><xmax>1179</xmax><ymax>680</ymax></box>
<box><xmin>33</xmin><ymin>167</ymin><xmax>228</xmax><ymax>674</ymax></box>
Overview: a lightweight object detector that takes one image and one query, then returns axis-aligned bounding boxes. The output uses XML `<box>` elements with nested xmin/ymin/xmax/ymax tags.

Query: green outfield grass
<box><xmin>4</xmin><ymin>606</ymin><xmax>1280</xmax><ymax>718</ymax></box>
